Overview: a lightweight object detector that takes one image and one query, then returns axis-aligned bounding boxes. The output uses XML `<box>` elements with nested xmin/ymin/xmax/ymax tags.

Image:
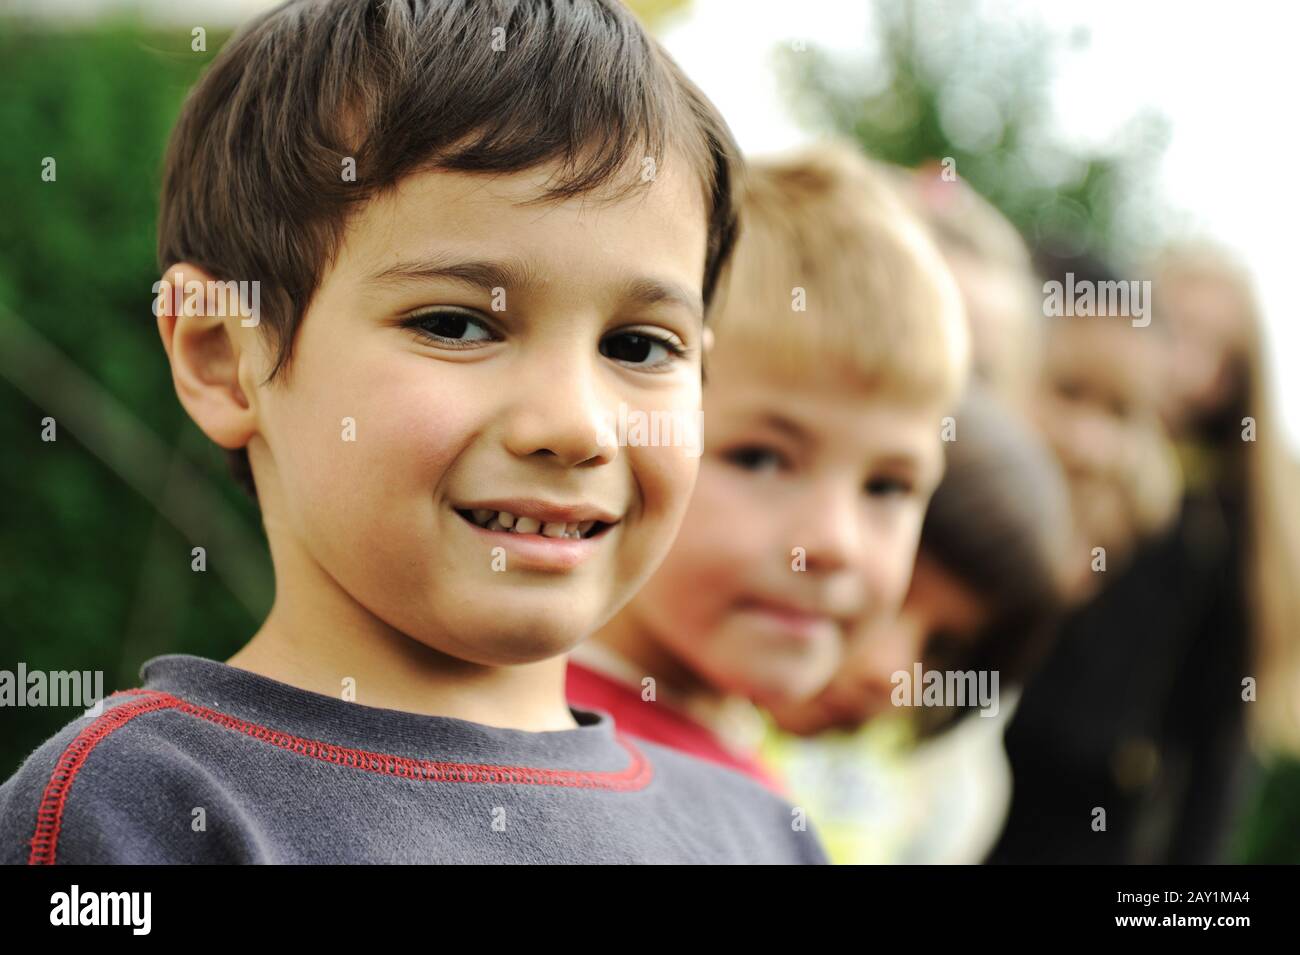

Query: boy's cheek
<box><xmin>630</xmin><ymin>442</ymin><xmax>700</xmax><ymax>526</ymax></box>
<box><xmin>319</xmin><ymin>368</ymin><xmax>476</xmax><ymax>484</ymax></box>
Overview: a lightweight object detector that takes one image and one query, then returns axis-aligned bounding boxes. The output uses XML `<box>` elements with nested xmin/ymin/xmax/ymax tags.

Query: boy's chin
<box><xmin>416</xmin><ymin>606</ymin><xmax>606</xmax><ymax>667</ymax></box>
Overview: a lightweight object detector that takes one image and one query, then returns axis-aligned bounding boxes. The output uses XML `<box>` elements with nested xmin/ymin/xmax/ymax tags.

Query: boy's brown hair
<box><xmin>710</xmin><ymin>140</ymin><xmax>968</xmax><ymax>405</ymax></box>
<box><xmin>157</xmin><ymin>0</ymin><xmax>742</xmax><ymax>500</ymax></box>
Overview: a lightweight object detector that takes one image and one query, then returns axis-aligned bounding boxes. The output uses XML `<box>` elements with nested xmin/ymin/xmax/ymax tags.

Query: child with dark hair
<box><xmin>0</xmin><ymin>0</ymin><xmax>828</xmax><ymax>864</ymax></box>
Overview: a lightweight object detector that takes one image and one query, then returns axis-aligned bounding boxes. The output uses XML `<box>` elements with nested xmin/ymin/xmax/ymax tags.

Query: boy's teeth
<box><xmin>464</xmin><ymin>507</ymin><xmax>600</xmax><ymax>538</ymax></box>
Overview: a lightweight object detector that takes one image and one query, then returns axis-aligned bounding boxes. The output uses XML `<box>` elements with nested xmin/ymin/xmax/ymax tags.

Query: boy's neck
<box><xmin>227</xmin><ymin>577</ymin><xmax>579</xmax><ymax>734</ymax></box>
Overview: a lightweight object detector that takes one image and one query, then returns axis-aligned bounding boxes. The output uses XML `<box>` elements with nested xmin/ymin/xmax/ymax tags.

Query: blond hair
<box><xmin>710</xmin><ymin>140</ymin><xmax>968</xmax><ymax>407</ymax></box>
<box><xmin>1146</xmin><ymin>242</ymin><xmax>1300</xmax><ymax>754</ymax></box>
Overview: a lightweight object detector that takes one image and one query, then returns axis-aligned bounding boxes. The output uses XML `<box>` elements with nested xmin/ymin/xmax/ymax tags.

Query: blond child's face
<box><xmin>240</xmin><ymin>158</ymin><xmax>709</xmax><ymax>665</ymax></box>
<box><xmin>622</xmin><ymin>343</ymin><xmax>946</xmax><ymax>706</ymax></box>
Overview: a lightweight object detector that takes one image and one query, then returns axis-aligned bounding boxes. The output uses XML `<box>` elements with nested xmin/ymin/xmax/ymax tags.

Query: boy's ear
<box><xmin>154</xmin><ymin>262</ymin><xmax>260</xmax><ymax>451</ymax></box>
<box><xmin>702</xmin><ymin>327</ymin><xmax>715</xmax><ymax>356</ymax></box>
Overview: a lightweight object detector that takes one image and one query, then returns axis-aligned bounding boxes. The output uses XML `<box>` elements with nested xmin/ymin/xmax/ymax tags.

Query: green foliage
<box><xmin>779</xmin><ymin>0</ymin><xmax>1168</xmax><ymax>261</ymax></box>
<box><xmin>1233</xmin><ymin>755</ymin><xmax>1300</xmax><ymax>863</ymax></box>
<box><xmin>0</xmin><ymin>21</ymin><xmax>268</xmax><ymax>778</ymax></box>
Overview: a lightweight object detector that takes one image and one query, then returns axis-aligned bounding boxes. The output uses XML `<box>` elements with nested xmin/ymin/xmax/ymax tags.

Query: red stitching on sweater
<box><xmin>27</xmin><ymin>688</ymin><xmax>653</xmax><ymax>864</ymax></box>
<box><xmin>28</xmin><ymin>690</ymin><xmax>186</xmax><ymax>864</ymax></box>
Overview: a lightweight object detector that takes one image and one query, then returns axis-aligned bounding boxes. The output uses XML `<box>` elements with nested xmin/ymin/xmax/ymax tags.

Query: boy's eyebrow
<box><xmin>363</xmin><ymin>254</ymin><xmax>538</xmax><ymax>293</ymax></box>
<box><xmin>363</xmin><ymin>254</ymin><xmax>704</xmax><ymax>321</ymax></box>
<box><xmin>619</xmin><ymin>276</ymin><xmax>705</xmax><ymax>323</ymax></box>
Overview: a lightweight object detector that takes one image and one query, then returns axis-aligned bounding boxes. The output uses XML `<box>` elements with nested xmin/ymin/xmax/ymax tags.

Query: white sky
<box><xmin>659</xmin><ymin>0</ymin><xmax>1300</xmax><ymax>448</ymax></box>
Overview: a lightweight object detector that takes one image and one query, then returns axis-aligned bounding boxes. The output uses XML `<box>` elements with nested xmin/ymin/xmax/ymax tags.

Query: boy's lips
<box><xmin>450</xmin><ymin>497</ymin><xmax>621</xmax><ymax>572</ymax></box>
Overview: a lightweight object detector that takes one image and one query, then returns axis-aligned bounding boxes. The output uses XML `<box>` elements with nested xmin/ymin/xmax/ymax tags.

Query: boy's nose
<box><xmin>501</xmin><ymin>360</ymin><xmax>618</xmax><ymax>468</ymax></box>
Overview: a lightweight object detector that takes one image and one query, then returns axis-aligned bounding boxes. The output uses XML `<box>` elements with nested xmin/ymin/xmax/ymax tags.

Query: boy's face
<box><xmin>619</xmin><ymin>342</ymin><xmax>946</xmax><ymax>706</ymax></box>
<box><xmin>242</xmin><ymin>157</ymin><xmax>709</xmax><ymax>665</ymax></box>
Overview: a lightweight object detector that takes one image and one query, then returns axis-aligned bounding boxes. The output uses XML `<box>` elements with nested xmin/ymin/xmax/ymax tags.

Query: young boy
<box><xmin>0</xmin><ymin>0</ymin><xmax>827</xmax><ymax>864</ymax></box>
<box><xmin>566</xmin><ymin>142</ymin><xmax>970</xmax><ymax>789</ymax></box>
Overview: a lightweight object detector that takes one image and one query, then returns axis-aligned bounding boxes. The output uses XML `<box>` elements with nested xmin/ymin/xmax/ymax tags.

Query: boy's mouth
<box><xmin>452</xmin><ymin>502</ymin><xmax>616</xmax><ymax>540</ymax></box>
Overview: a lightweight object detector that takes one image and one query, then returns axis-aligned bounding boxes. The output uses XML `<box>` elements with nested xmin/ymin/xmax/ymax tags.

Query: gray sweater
<box><xmin>0</xmin><ymin>654</ymin><xmax>828</xmax><ymax>864</ymax></box>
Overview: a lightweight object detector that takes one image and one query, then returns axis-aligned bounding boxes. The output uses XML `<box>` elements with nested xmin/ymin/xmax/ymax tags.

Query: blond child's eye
<box><xmin>402</xmin><ymin>308</ymin><xmax>497</xmax><ymax>348</ymax></box>
<box><xmin>600</xmin><ymin>330</ymin><xmax>684</xmax><ymax>369</ymax></box>
<box><xmin>725</xmin><ymin>446</ymin><xmax>785</xmax><ymax>473</ymax></box>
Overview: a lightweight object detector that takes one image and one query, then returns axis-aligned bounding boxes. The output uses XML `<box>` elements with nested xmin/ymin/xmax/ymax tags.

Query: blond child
<box><xmin>567</xmin><ymin>141</ymin><xmax>969</xmax><ymax>789</ymax></box>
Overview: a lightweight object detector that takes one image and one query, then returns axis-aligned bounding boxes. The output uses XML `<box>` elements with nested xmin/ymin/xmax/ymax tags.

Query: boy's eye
<box><xmin>600</xmin><ymin>329</ymin><xmax>684</xmax><ymax>370</ymax></box>
<box><xmin>724</xmin><ymin>446</ymin><xmax>786</xmax><ymax>474</ymax></box>
<box><xmin>402</xmin><ymin>308</ymin><xmax>496</xmax><ymax>347</ymax></box>
<box><xmin>865</xmin><ymin>475</ymin><xmax>914</xmax><ymax>498</ymax></box>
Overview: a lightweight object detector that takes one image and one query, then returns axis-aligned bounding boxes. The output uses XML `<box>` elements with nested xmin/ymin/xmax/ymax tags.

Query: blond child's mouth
<box><xmin>735</xmin><ymin>596</ymin><xmax>841</xmax><ymax>642</ymax></box>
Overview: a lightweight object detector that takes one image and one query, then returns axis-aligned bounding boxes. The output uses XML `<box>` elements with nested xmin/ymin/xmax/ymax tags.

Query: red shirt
<box><xmin>566</xmin><ymin>659</ymin><xmax>787</xmax><ymax>795</ymax></box>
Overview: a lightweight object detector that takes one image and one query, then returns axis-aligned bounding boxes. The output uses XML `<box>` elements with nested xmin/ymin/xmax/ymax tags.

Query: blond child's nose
<box><xmin>794</xmin><ymin>484</ymin><xmax>864</xmax><ymax>572</ymax></box>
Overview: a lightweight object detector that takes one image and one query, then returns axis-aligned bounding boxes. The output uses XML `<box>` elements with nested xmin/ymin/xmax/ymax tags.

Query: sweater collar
<box><xmin>137</xmin><ymin>653</ymin><xmax>631</xmax><ymax>772</ymax></box>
